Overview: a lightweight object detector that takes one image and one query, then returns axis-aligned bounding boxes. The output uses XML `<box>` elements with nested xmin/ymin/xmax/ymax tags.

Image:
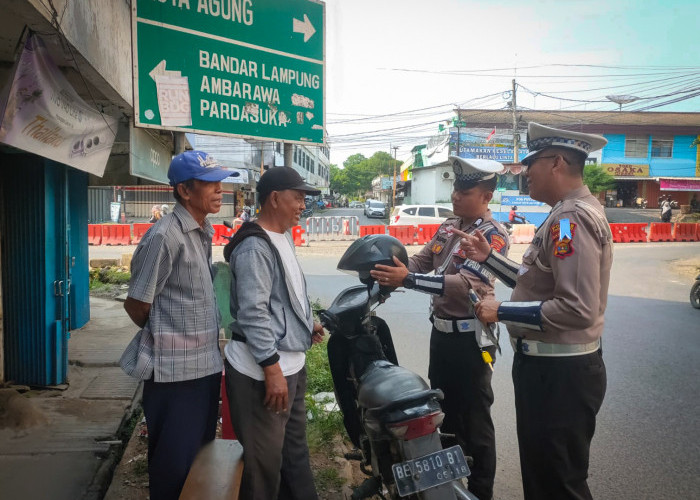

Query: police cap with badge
<box><xmin>448</xmin><ymin>156</ymin><xmax>504</xmax><ymax>190</ymax></box>
<box><xmin>520</xmin><ymin>122</ymin><xmax>608</xmax><ymax>167</ymax></box>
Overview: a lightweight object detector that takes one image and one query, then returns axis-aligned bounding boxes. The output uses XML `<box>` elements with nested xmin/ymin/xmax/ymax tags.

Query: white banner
<box><xmin>0</xmin><ymin>34</ymin><xmax>117</xmax><ymax>176</ymax></box>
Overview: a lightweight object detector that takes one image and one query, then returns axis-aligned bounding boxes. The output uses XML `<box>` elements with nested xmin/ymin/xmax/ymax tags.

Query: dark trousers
<box><xmin>142</xmin><ymin>372</ymin><xmax>221</xmax><ymax>500</ymax></box>
<box><xmin>513</xmin><ymin>350</ymin><xmax>607</xmax><ymax>500</ymax></box>
<box><xmin>429</xmin><ymin>328</ymin><xmax>497</xmax><ymax>500</ymax></box>
<box><xmin>225</xmin><ymin>361</ymin><xmax>318</xmax><ymax>500</ymax></box>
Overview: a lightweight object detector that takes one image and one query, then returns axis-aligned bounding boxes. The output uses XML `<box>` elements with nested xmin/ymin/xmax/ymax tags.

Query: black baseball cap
<box><xmin>256</xmin><ymin>167</ymin><xmax>321</xmax><ymax>198</ymax></box>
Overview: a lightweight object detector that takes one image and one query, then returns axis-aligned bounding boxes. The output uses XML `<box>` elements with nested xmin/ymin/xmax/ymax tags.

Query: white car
<box><xmin>365</xmin><ymin>200</ymin><xmax>387</xmax><ymax>218</ymax></box>
<box><xmin>390</xmin><ymin>205</ymin><xmax>454</xmax><ymax>226</ymax></box>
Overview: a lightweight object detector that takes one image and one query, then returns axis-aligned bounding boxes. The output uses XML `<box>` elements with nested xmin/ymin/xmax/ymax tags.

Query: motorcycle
<box><xmin>321</xmin><ymin>235</ymin><xmax>477</xmax><ymax>500</ymax></box>
<box><xmin>633</xmin><ymin>197</ymin><xmax>648</xmax><ymax>209</ymax></box>
<box><xmin>502</xmin><ymin>218</ymin><xmax>530</xmax><ymax>236</ymax></box>
<box><xmin>691</xmin><ymin>274</ymin><xmax>700</xmax><ymax>309</ymax></box>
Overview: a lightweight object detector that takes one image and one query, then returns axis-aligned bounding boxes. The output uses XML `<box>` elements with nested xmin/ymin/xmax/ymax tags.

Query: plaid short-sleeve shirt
<box><xmin>123</xmin><ymin>203</ymin><xmax>223</xmax><ymax>382</ymax></box>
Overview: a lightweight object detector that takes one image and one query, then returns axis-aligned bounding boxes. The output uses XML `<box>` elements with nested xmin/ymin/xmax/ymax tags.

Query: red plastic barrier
<box><xmin>220</xmin><ymin>370</ymin><xmax>236</xmax><ymax>439</ymax></box>
<box><xmin>88</xmin><ymin>224</ymin><xmax>102</xmax><ymax>245</ymax></box>
<box><xmin>212</xmin><ymin>224</ymin><xmax>235</xmax><ymax>246</ymax></box>
<box><xmin>291</xmin><ymin>225</ymin><xmax>306</xmax><ymax>246</ymax></box>
<box><xmin>672</xmin><ymin>223</ymin><xmax>699</xmax><ymax>242</ymax></box>
<box><xmin>359</xmin><ymin>225</ymin><xmax>386</xmax><ymax>237</ymax></box>
<box><xmin>102</xmin><ymin>224</ymin><xmax>131</xmax><ymax>245</ymax></box>
<box><xmin>416</xmin><ymin>224</ymin><xmax>441</xmax><ymax>245</ymax></box>
<box><xmin>624</xmin><ymin>223</ymin><xmax>648</xmax><ymax>243</ymax></box>
<box><xmin>609</xmin><ymin>223</ymin><xmax>628</xmax><ymax>243</ymax></box>
<box><xmin>388</xmin><ymin>225</ymin><xmax>416</xmax><ymax>245</ymax></box>
<box><xmin>511</xmin><ymin>224</ymin><xmax>536</xmax><ymax>244</ymax></box>
<box><xmin>648</xmin><ymin>222</ymin><xmax>673</xmax><ymax>242</ymax></box>
<box><xmin>132</xmin><ymin>223</ymin><xmax>154</xmax><ymax>245</ymax></box>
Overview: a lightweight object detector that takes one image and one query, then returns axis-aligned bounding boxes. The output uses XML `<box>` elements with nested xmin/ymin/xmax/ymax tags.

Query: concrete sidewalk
<box><xmin>0</xmin><ymin>298</ymin><xmax>141</xmax><ymax>500</ymax></box>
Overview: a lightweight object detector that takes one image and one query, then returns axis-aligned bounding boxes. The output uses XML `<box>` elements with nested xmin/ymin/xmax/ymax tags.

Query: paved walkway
<box><xmin>0</xmin><ymin>299</ymin><xmax>141</xmax><ymax>500</ymax></box>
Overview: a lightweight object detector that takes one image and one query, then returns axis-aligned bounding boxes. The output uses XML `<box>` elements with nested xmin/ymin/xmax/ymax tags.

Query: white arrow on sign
<box><xmin>293</xmin><ymin>14</ymin><xmax>316</xmax><ymax>43</ymax></box>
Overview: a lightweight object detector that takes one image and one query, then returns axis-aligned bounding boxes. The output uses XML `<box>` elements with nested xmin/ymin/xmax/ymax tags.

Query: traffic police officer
<box><xmin>371</xmin><ymin>157</ymin><xmax>510</xmax><ymax>500</ymax></box>
<box><xmin>457</xmin><ymin>122</ymin><xmax>613</xmax><ymax>500</ymax></box>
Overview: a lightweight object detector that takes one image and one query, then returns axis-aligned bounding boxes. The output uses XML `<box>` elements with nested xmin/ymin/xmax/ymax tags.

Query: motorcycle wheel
<box><xmin>691</xmin><ymin>281</ymin><xmax>700</xmax><ymax>309</ymax></box>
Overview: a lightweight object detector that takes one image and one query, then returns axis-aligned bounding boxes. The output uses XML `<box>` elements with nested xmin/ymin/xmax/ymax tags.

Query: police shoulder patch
<box><xmin>488</xmin><ymin>233</ymin><xmax>507</xmax><ymax>254</ymax></box>
<box><xmin>550</xmin><ymin>220</ymin><xmax>577</xmax><ymax>259</ymax></box>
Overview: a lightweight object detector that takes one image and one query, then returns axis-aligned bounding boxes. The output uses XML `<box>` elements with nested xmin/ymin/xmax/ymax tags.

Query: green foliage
<box><xmin>305</xmin><ymin>337</ymin><xmax>334</xmax><ymax>394</ymax></box>
<box><xmin>329</xmin><ymin>151</ymin><xmax>402</xmax><ymax>196</ymax></box>
<box><xmin>583</xmin><ymin>165</ymin><xmax>616</xmax><ymax>194</ymax></box>
<box><xmin>304</xmin><ymin>298</ymin><xmax>346</xmax><ymax>451</ymax></box>
<box><xmin>306</xmin><ymin>391</ymin><xmax>344</xmax><ymax>451</ymax></box>
<box><xmin>89</xmin><ymin>267</ymin><xmax>131</xmax><ymax>285</ymax></box>
<box><xmin>313</xmin><ymin>467</ymin><xmax>345</xmax><ymax>491</ymax></box>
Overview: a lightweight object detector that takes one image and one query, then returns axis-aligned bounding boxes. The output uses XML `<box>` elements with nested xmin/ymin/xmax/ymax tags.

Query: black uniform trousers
<box><xmin>142</xmin><ymin>371</ymin><xmax>221</xmax><ymax>500</ymax></box>
<box><xmin>429</xmin><ymin>328</ymin><xmax>497</xmax><ymax>500</ymax></box>
<box><xmin>513</xmin><ymin>349</ymin><xmax>606</xmax><ymax>500</ymax></box>
<box><xmin>225</xmin><ymin>361</ymin><xmax>318</xmax><ymax>500</ymax></box>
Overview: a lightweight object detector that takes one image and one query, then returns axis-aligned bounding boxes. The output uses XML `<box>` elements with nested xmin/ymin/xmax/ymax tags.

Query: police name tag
<box><xmin>391</xmin><ymin>445</ymin><xmax>470</xmax><ymax>497</ymax></box>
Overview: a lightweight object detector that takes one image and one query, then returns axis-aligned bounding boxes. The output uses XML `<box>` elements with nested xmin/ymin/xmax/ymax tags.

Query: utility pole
<box><xmin>392</xmin><ymin>145</ymin><xmax>399</xmax><ymax>209</ymax></box>
<box><xmin>512</xmin><ymin>78</ymin><xmax>519</xmax><ymax>163</ymax></box>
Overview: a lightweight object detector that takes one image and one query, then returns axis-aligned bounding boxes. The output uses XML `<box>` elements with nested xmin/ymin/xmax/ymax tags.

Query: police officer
<box><xmin>457</xmin><ymin>122</ymin><xmax>612</xmax><ymax>500</ymax></box>
<box><xmin>371</xmin><ymin>157</ymin><xmax>509</xmax><ymax>500</ymax></box>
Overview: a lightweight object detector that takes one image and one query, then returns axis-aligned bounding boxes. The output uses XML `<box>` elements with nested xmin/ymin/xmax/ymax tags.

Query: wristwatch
<box><xmin>402</xmin><ymin>272</ymin><xmax>416</xmax><ymax>289</ymax></box>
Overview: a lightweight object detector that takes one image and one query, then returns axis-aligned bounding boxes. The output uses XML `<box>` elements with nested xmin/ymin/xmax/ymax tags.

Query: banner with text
<box><xmin>602</xmin><ymin>163</ymin><xmax>650</xmax><ymax>177</ymax></box>
<box><xmin>660</xmin><ymin>179</ymin><xmax>700</xmax><ymax>192</ymax></box>
<box><xmin>133</xmin><ymin>0</ymin><xmax>325</xmax><ymax>144</ymax></box>
<box><xmin>0</xmin><ymin>34</ymin><xmax>117</xmax><ymax>176</ymax></box>
<box><xmin>501</xmin><ymin>195</ymin><xmax>546</xmax><ymax>207</ymax></box>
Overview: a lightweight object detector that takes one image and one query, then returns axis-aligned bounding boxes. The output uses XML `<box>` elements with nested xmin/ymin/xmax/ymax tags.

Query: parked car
<box><xmin>349</xmin><ymin>201</ymin><xmax>364</xmax><ymax>208</ymax></box>
<box><xmin>390</xmin><ymin>204</ymin><xmax>454</xmax><ymax>226</ymax></box>
<box><xmin>364</xmin><ymin>200</ymin><xmax>387</xmax><ymax>218</ymax></box>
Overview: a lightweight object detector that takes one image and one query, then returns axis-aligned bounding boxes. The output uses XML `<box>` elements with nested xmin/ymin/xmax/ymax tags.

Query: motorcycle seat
<box><xmin>357</xmin><ymin>360</ymin><xmax>442</xmax><ymax>414</ymax></box>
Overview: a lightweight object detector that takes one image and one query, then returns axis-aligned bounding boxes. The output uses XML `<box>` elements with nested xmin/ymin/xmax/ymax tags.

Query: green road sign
<box><xmin>132</xmin><ymin>0</ymin><xmax>325</xmax><ymax>145</ymax></box>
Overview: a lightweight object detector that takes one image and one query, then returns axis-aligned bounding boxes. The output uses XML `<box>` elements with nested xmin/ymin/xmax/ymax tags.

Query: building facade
<box><xmin>451</xmin><ymin>109</ymin><xmax>700</xmax><ymax>209</ymax></box>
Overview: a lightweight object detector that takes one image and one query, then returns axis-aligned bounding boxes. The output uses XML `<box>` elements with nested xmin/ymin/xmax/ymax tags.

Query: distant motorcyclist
<box><xmin>661</xmin><ymin>199</ymin><xmax>672</xmax><ymax>223</ymax></box>
<box><xmin>509</xmin><ymin>205</ymin><xmax>526</xmax><ymax>224</ymax></box>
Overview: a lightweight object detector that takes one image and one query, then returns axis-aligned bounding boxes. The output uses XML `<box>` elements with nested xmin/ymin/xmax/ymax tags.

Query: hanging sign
<box><xmin>0</xmin><ymin>34</ymin><xmax>117</xmax><ymax>176</ymax></box>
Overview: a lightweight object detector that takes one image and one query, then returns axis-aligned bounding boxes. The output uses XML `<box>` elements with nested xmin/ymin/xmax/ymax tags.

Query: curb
<box><xmin>85</xmin><ymin>381</ymin><xmax>144</xmax><ymax>500</ymax></box>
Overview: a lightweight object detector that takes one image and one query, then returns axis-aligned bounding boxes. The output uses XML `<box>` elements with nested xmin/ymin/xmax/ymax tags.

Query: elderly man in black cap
<box><xmin>223</xmin><ymin>166</ymin><xmax>325</xmax><ymax>500</ymax></box>
<box><xmin>458</xmin><ymin>122</ymin><xmax>613</xmax><ymax>500</ymax></box>
<box><xmin>371</xmin><ymin>157</ymin><xmax>510</xmax><ymax>500</ymax></box>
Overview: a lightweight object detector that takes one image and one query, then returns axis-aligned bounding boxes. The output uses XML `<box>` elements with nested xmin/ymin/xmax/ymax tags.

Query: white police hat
<box><xmin>448</xmin><ymin>156</ymin><xmax>503</xmax><ymax>188</ymax></box>
<box><xmin>520</xmin><ymin>122</ymin><xmax>607</xmax><ymax>166</ymax></box>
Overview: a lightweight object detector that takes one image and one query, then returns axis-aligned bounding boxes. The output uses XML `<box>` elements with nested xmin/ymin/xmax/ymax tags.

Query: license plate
<box><xmin>391</xmin><ymin>445</ymin><xmax>470</xmax><ymax>497</ymax></box>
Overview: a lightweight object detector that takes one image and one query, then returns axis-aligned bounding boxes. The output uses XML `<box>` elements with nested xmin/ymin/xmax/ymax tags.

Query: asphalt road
<box><xmin>298</xmin><ymin>242</ymin><xmax>700</xmax><ymax>500</ymax></box>
<box><xmin>89</xmin><ymin>219</ymin><xmax>700</xmax><ymax>499</ymax></box>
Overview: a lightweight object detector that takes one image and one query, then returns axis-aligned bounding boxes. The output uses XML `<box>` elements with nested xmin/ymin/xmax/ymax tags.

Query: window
<box><xmin>418</xmin><ymin>207</ymin><xmax>435</xmax><ymax>217</ymax></box>
<box><xmin>651</xmin><ymin>136</ymin><xmax>673</xmax><ymax>158</ymax></box>
<box><xmin>438</xmin><ymin>207</ymin><xmax>455</xmax><ymax>218</ymax></box>
<box><xmin>625</xmin><ymin>135</ymin><xmax>648</xmax><ymax>158</ymax></box>
<box><xmin>401</xmin><ymin>207</ymin><xmax>417</xmax><ymax>215</ymax></box>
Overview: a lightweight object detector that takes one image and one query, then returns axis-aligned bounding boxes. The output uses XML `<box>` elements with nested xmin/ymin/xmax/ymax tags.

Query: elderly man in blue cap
<box><xmin>458</xmin><ymin>123</ymin><xmax>612</xmax><ymax>500</ymax></box>
<box><xmin>121</xmin><ymin>150</ymin><xmax>238</xmax><ymax>500</ymax></box>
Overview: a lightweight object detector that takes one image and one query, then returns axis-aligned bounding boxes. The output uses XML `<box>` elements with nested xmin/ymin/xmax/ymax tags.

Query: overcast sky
<box><xmin>323</xmin><ymin>0</ymin><xmax>700</xmax><ymax>165</ymax></box>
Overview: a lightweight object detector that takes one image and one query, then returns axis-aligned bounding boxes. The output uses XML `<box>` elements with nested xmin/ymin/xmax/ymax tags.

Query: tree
<box><xmin>330</xmin><ymin>151</ymin><xmax>401</xmax><ymax>197</ymax></box>
<box><xmin>583</xmin><ymin>164</ymin><xmax>616</xmax><ymax>194</ymax></box>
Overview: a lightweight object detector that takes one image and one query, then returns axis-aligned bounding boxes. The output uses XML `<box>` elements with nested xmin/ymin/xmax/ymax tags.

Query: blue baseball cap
<box><xmin>168</xmin><ymin>150</ymin><xmax>239</xmax><ymax>186</ymax></box>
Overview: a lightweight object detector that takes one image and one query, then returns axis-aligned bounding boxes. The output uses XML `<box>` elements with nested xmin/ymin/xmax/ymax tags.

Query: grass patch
<box><xmin>89</xmin><ymin>278</ymin><xmax>111</xmax><ymax>291</ymax></box>
<box><xmin>314</xmin><ymin>467</ymin><xmax>345</xmax><ymax>491</ymax></box>
<box><xmin>305</xmin><ymin>297</ymin><xmax>346</xmax><ymax>452</ymax></box>
<box><xmin>306</xmin><ymin>391</ymin><xmax>344</xmax><ymax>452</ymax></box>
